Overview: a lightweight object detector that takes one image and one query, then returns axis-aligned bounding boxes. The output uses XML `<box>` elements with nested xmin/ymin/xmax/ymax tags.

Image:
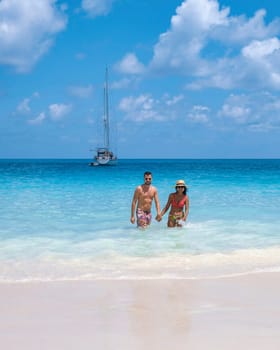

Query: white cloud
<box><xmin>68</xmin><ymin>85</ymin><xmax>93</xmax><ymax>98</ymax></box>
<box><xmin>171</xmin><ymin>0</ymin><xmax>229</xmax><ymax>32</ymax></box>
<box><xmin>165</xmin><ymin>94</ymin><xmax>184</xmax><ymax>106</ymax></box>
<box><xmin>17</xmin><ymin>98</ymin><xmax>31</xmax><ymax>114</ymax></box>
<box><xmin>81</xmin><ymin>0</ymin><xmax>116</xmax><ymax>17</ymax></box>
<box><xmin>116</xmin><ymin>53</ymin><xmax>145</xmax><ymax>75</ymax></box>
<box><xmin>219</xmin><ymin>94</ymin><xmax>252</xmax><ymax>124</ymax></box>
<box><xmin>239</xmin><ymin>38</ymin><xmax>280</xmax><ymax>89</ymax></box>
<box><xmin>149</xmin><ymin>0</ymin><xmax>229</xmax><ymax>75</ymax></box>
<box><xmin>16</xmin><ymin>92</ymin><xmax>40</xmax><ymax>114</ymax></box>
<box><xmin>49</xmin><ymin>103</ymin><xmax>72</xmax><ymax>120</ymax></box>
<box><xmin>220</xmin><ymin>104</ymin><xmax>251</xmax><ymax>124</ymax></box>
<box><xmin>0</xmin><ymin>0</ymin><xmax>67</xmax><ymax>72</ymax></box>
<box><xmin>242</xmin><ymin>38</ymin><xmax>280</xmax><ymax>60</ymax></box>
<box><xmin>118</xmin><ymin>0</ymin><xmax>280</xmax><ymax>90</ymax></box>
<box><xmin>188</xmin><ymin>105</ymin><xmax>210</xmax><ymax>124</ymax></box>
<box><xmin>218</xmin><ymin>92</ymin><xmax>280</xmax><ymax>130</ymax></box>
<box><xmin>210</xmin><ymin>9</ymin><xmax>280</xmax><ymax>45</ymax></box>
<box><xmin>119</xmin><ymin>95</ymin><xmax>161</xmax><ymax>122</ymax></box>
<box><xmin>119</xmin><ymin>93</ymin><xmax>187</xmax><ymax>123</ymax></box>
<box><xmin>28</xmin><ymin>112</ymin><xmax>46</xmax><ymax>125</ymax></box>
<box><xmin>16</xmin><ymin>96</ymin><xmax>72</xmax><ymax>124</ymax></box>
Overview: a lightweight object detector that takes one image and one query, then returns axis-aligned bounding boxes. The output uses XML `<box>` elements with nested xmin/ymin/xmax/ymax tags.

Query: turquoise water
<box><xmin>0</xmin><ymin>159</ymin><xmax>280</xmax><ymax>281</ymax></box>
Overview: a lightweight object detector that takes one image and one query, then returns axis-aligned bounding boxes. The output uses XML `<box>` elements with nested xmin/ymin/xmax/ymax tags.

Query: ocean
<box><xmin>0</xmin><ymin>159</ymin><xmax>279</xmax><ymax>282</ymax></box>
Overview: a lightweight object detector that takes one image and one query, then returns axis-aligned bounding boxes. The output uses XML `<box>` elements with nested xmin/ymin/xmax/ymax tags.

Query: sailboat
<box><xmin>90</xmin><ymin>68</ymin><xmax>118</xmax><ymax>166</ymax></box>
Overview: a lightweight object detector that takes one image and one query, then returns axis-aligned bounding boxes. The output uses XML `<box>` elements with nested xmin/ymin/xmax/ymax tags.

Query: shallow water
<box><xmin>0</xmin><ymin>159</ymin><xmax>279</xmax><ymax>281</ymax></box>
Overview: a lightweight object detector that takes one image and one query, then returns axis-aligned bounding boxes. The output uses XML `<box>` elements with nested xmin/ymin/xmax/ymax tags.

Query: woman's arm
<box><xmin>183</xmin><ymin>195</ymin><xmax>189</xmax><ymax>221</ymax></box>
<box><xmin>160</xmin><ymin>194</ymin><xmax>172</xmax><ymax>217</ymax></box>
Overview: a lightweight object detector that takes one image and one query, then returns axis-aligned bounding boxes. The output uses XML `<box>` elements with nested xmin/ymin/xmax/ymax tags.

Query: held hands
<box><xmin>131</xmin><ymin>214</ymin><xmax>166</xmax><ymax>223</ymax></box>
<box><xmin>155</xmin><ymin>214</ymin><xmax>162</xmax><ymax>222</ymax></box>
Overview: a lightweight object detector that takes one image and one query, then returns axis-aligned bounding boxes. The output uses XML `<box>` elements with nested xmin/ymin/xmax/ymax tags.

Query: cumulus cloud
<box><xmin>188</xmin><ymin>105</ymin><xmax>210</xmax><ymax>124</ymax></box>
<box><xmin>119</xmin><ymin>95</ymin><xmax>162</xmax><ymax>122</ymax></box>
<box><xmin>219</xmin><ymin>92</ymin><xmax>280</xmax><ymax>130</ymax></box>
<box><xmin>16</xmin><ymin>95</ymin><xmax>72</xmax><ymax>124</ymax></box>
<box><xmin>17</xmin><ymin>98</ymin><xmax>31</xmax><ymax>114</ymax></box>
<box><xmin>219</xmin><ymin>94</ymin><xmax>255</xmax><ymax>125</ymax></box>
<box><xmin>149</xmin><ymin>0</ymin><xmax>229</xmax><ymax>75</ymax></box>
<box><xmin>16</xmin><ymin>92</ymin><xmax>39</xmax><ymax>114</ymax></box>
<box><xmin>0</xmin><ymin>0</ymin><xmax>67</xmax><ymax>72</ymax></box>
<box><xmin>242</xmin><ymin>38</ymin><xmax>280</xmax><ymax>61</ymax></box>
<box><xmin>116</xmin><ymin>53</ymin><xmax>145</xmax><ymax>75</ymax></box>
<box><xmin>49</xmin><ymin>103</ymin><xmax>72</xmax><ymax>120</ymax></box>
<box><xmin>119</xmin><ymin>93</ymin><xmax>187</xmax><ymax>123</ymax></box>
<box><xmin>220</xmin><ymin>105</ymin><xmax>251</xmax><ymax>124</ymax></box>
<box><xmin>165</xmin><ymin>94</ymin><xmax>184</xmax><ymax>106</ymax></box>
<box><xmin>120</xmin><ymin>0</ymin><xmax>280</xmax><ymax>90</ymax></box>
<box><xmin>239</xmin><ymin>38</ymin><xmax>280</xmax><ymax>88</ymax></box>
<box><xmin>208</xmin><ymin>9</ymin><xmax>280</xmax><ymax>45</ymax></box>
<box><xmin>81</xmin><ymin>0</ymin><xmax>116</xmax><ymax>17</ymax></box>
<box><xmin>28</xmin><ymin>112</ymin><xmax>46</xmax><ymax>125</ymax></box>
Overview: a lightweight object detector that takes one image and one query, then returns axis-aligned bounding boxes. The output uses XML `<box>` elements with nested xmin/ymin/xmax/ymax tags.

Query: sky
<box><xmin>1</xmin><ymin>0</ymin><xmax>280</xmax><ymax>159</ymax></box>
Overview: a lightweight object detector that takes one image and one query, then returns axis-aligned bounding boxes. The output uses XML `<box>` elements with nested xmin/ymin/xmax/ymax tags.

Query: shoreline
<box><xmin>1</xmin><ymin>267</ymin><xmax>280</xmax><ymax>284</ymax></box>
<box><xmin>1</xmin><ymin>272</ymin><xmax>280</xmax><ymax>349</ymax></box>
<box><xmin>2</xmin><ymin>244</ymin><xmax>280</xmax><ymax>283</ymax></box>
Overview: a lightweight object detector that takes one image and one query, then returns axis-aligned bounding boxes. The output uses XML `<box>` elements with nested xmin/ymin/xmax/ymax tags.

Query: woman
<box><xmin>159</xmin><ymin>180</ymin><xmax>189</xmax><ymax>227</ymax></box>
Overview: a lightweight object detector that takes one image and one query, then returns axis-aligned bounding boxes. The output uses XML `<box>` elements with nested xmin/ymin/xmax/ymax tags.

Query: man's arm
<box><xmin>130</xmin><ymin>188</ymin><xmax>139</xmax><ymax>224</ymax></box>
<box><xmin>154</xmin><ymin>188</ymin><xmax>161</xmax><ymax>220</ymax></box>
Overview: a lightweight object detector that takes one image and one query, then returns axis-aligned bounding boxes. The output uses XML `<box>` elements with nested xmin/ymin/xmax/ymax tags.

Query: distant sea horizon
<box><xmin>1</xmin><ymin>157</ymin><xmax>279</xmax><ymax>160</ymax></box>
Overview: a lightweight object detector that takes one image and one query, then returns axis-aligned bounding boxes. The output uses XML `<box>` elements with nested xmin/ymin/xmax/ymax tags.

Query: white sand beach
<box><xmin>1</xmin><ymin>272</ymin><xmax>280</xmax><ymax>350</ymax></box>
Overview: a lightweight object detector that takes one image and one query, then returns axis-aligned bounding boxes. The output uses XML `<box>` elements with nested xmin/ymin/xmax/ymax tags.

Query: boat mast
<box><xmin>103</xmin><ymin>67</ymin><xmax>110</xmax><ymax>149</ymax></box>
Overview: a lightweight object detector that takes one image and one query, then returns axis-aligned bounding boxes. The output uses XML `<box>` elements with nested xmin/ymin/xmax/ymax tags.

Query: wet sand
<box><xmin>1</xmin><ymin>273</ymin><xmax>280</xmax><ymax>350</ymax></box>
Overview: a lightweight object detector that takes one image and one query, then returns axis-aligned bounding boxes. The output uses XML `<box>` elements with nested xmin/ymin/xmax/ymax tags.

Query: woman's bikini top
<box><xmin>171</xmin><ymin>195</ymin><xmax>187</xmax><ymax>209</ymax></box>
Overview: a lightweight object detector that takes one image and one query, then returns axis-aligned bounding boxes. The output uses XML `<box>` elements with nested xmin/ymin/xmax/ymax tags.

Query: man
<box><xmin>130</xmin><ymin>171</ymin><xmax>161</xmax><ymax>228</ymax></box>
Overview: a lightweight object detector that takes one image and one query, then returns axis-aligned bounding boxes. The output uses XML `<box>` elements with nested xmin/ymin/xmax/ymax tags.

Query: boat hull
<box><xmin>90</xmin><ymin>148</ymin><xmax>118</xmax><ymax>166</ymax></box>
<box><xmin>95</xmin><ymin>157</ymin><xmax>117</xmax><ymax>166</ymax></box>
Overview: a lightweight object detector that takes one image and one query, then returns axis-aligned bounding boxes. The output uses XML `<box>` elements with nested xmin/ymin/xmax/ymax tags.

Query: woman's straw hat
<box><xmin>175</xmin><ymin>179</ymin><xmax>187</xmax><ymax>188</ymax></box>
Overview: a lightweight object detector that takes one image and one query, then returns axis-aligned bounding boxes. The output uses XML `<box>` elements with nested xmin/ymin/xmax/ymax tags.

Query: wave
<box><xmin>1</xmin><ymin>246</ymin><xmax>280</xmax><ymax>283</ymax></box>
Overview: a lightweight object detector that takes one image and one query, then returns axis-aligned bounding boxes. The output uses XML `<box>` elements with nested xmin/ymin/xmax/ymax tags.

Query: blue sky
<box><xmin>1</xmin><ymin>0</ymin><xmax>280</xmax><ymax>159</ymax></box>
